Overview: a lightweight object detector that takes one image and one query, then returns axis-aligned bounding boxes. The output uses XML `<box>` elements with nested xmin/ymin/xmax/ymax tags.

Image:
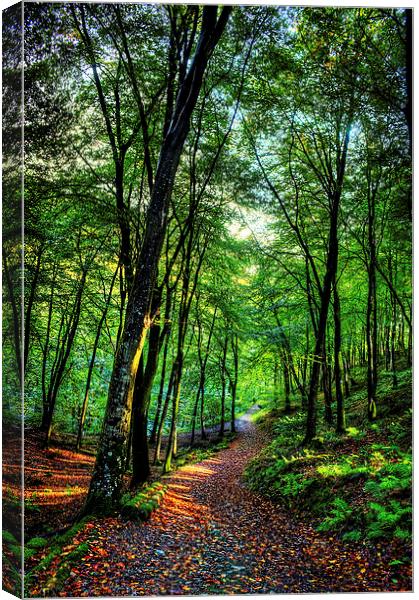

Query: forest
<box><xmin>2</xmin><ymin>2</ymin><xmax>412</xmax><ymax>596</ymax></box>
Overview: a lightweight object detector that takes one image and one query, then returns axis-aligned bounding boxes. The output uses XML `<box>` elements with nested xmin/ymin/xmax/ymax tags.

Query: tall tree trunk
<box><xmin>76</xmin><ymin>268</ymin><xmax>118</xmax><ymax>451</ymax></box>
<box><xmin>149</xmin><ymin>332</ymin><xmax>170</xmax><ymax>444</ymax></box>
<box><xmin>230</xmin><ymin>334</ymin><xmax>239</xmax><ymax>433</ymax></box>
<box><xmin>82</xmin><ymin>7</ymin><xmax>231</xmax><ymax>515</ymax></box>
<box><xmin>131</xmin><ymin>287</ymin><xmax>167</xmax><ymax>486</ymax></box>
<box><xmin>322</xmin><ymin>337</ymin><xmax>333</xmax><ymax>425</ymax></box>
<box><xmin>190</xmin><ymin>306</ymin><xmax>217</xmax><ymax>445</ymax></box>
<box><xmin>162</xmin><ymin>359</ymin><xmax>182</xmax><ymax>473</ymax></box>
<box><xmin>304</xmin><ymin>114</ymin><xmax>351</xmax><ymax>443</ymax></box>
<box><xmin>283</xmin><ymin>351</ymin><xmax>291</xmax><ymax>414</ymax></box>
<box><xmin>366</xmin><ymin>183</ymin><xmax>378</xmax><ymax>421</ymax></box>
<box><xmin>273</xmin><ymin>357</ymin><xmax>280</xmax><ymax>406</ymax></box>
<box><xmin>218</xmin><ymin>337</ymin><xmax>228</xmax><ymax>438</ymax></box>
<box><xmin>45</xmin><ymin>267</ymin><xmax>88</xmax><ymax>447</ymax></box>
<box><xmin>333</xmin><ymin>279</ymin><xmax>345</xmax><ymax>433</ymax></box>
<box><xmin>154</xmin><ymin>364</ymin><xmax>175</xmax><ymax>464</ymax></box>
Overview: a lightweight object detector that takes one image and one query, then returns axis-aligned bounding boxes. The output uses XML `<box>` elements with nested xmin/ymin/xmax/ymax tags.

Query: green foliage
<box><xmin>364</xmin><ymin>461</ymin><xmax>411</xmax><ymax>501</ymax></box>
<box><xmin>274</xmin><ymin>473</ymin><xmax>315</xmax><ymax>501</ymax></box>
<box><xmin>341</xmin><ymin>529</ymin><xmax>362</xmax><ymax>542</ymax></box>
<box><xmin>3</xmin><ymin>530</ymin><xmax>19</xmax><ymax>546</ymax></box>
<box><xmin>317</xmin><ymin>459</ymin><xmax>369</xmax><ymax>480</ymax></box>
<box><xmin>26</xmin><ymin>536</ymin><xmax>48</xmax><ymax>550</ymax></box>
<box><xmin>366</xmin><ymin>501</ymin><xmax>411</xmax><ymax>541</ymax></box>
<box><xmin>317</xmin><ymin>498</ymin><xmax>354</xmax><ymax>533</ymax></box>
<box><xmin>246</xmin><ymin>376</ymin><xmax>412</xmax><ymax>549</ymax></box>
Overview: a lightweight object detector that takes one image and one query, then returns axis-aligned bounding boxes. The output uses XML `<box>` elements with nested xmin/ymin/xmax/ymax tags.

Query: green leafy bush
<box><xmin>317</xmin><ymin>498</ymin><xmax>355</xmax><ymax>533</ymax></box>
<box><xmin>366</xmin><ymin>501</ymin><xmax>411</xmax><ymax>540</ymax></box>
<box><xmin>342</xmin><ymin>529</ymin><xmax>362</xmax><ymax>542</ymax></box>
<box><xmin>317</xmin><ymin>456</ymin><xmax>368</xmax><ymax>480</ymax></box>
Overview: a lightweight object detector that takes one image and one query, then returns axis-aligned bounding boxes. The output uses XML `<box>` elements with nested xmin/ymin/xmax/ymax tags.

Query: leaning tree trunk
<box><xmin>131</xmin><ymin>287</ymin><xmax>168</xmax><ymax>486</ymax></box>
<box><xmin>82</xmin><ymin>7</ymin><xmax>231</xmax><ymax>516</ymax></box>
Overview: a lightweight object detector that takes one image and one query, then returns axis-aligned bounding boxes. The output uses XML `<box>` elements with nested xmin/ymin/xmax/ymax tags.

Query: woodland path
<box><xmin>60</xmin><ymin>408</ymin><xmax>400</xmax><ymax>596</ymax></box>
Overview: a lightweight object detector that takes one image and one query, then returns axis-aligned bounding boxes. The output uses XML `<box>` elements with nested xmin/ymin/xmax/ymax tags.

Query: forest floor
<box><xmin>2</xmin><ymin>422</ymin><xmax>230</xmax><ymax>539</ymax></box>
<box><xmin>23</xmin><ymin>406</ymin><xmax>411</xmax><ymax>596</ymax></box>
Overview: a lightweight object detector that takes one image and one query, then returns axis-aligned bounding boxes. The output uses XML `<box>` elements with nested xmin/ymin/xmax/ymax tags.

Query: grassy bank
<box><xmin>244</xmin><ymin>368</ymin><xmax>412</xmax><ymax>562</ymax></box>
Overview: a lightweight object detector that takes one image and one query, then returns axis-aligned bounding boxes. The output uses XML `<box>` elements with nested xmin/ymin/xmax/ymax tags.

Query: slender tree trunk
<box><xmin>230</xmin><ymin>334</ymin><xmax>239</xmax><ymax>433</ymax></box>
<box><xmin>366</xmin><ymin>268</ymin><xmax>378</xmax><ymax>421</ymax></box>
<box><xmin>190</xmin><ymin>304</ymin><xmax>217</xmax><ymax>446</ymax></box>
<box><xmin>304</xmin><ymin>124</ymin><xmax>350</xmax><ymax>443</ymax></box>
<box><xmin>322</xmin><ymin>338</ymin><xmax>333</xmax><ymax>425</ymax></box>
<box><xmin>283</xmin><ymin>352</ymin><xmax>291</xmax><ymax>414</ymax></box>
<box><xmin>149</xmin><ymin>333</ymin><xmax>170</xmax><ymax>444</ymax></box>
<box><xmin>407</xmin><ymin>309</ymin><xmax>412</xmax><ymax>366</ymax></box>
<box><xmin>273</xmin><ymin>358</ymin><xmax>280</xmax><ymax>406</ymax></box>
<box><xmin>163</xmin><ymin>360</ymin><xmax>182</xmax><ymax>473</ymax></box>
<box><xmin>154</xmin><ymin>364</ymin><xmax>175</xmax><ymax>465</ymax></box>
<box><xmin>218</xmin><ymin>337</ymin><xmax>228</xmax><ymax>438</ymax></box>
<box><xmin>342</xmin><ymin>353</ymin><xmax>350</xmax><ymax>398</ymax></box>
<box><xmin>45</xmin><ymin>267</ymin><xmax>88</xmax><ymax>447</ymax></box>
<box><xmin>391</xmin><ymin>297</ymin><xmax>398</xmax><ymax>389</ymax></box>
<box><xmin>366</xmin><ymin>177</ymin><xmax>378</xmax><ymax>421</ymax></box>
<box><xmin>333</xmin><ymin>280</ymin><xmax>345</xmax><ymax>433</ymax></box>
<box><xmin>76</xmin><ymin>268</ymin><xmax>118</xmax><ymax>451</ymax></box>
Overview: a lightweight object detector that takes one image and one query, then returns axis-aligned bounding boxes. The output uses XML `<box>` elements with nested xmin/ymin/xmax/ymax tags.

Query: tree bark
<box><xmin>333</xmin><ymin>279</ymin><xmax>346</xmax><ymax>433</ymax></box>
<box><xmin>218</xmin><ymin>337</ymin><xmax>228</xmax><ymax>438</ymax></box>
<box><xmin>76</xmin><ymin>268</ymin><xmax>118</xmax><ymax>451</ymax></box>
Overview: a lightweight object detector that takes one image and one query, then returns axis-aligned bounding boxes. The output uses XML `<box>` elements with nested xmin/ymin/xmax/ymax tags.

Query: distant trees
<box><xmin>242</xmin><ymin>7</ymin><xmax>411</xmax><ymax>441</ymax></box>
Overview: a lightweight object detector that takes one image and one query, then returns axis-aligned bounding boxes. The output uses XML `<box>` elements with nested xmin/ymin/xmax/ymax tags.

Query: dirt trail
<box><xmin>59</xmin><ymin>409</ymin><xmax>406</xmax><ymax>596</ymax></box>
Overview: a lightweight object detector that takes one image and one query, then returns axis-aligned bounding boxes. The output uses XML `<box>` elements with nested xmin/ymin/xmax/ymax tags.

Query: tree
<box><xmin>83</xmin><ymin>6</ymin><xmax>231</xmax><ymax>514</ymax></box>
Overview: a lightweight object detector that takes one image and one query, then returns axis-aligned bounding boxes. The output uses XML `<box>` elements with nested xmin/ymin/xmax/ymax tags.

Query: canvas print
<box><xmin>2</xmin><ymin>1</ymin><xmax>412</xmax><ymax>597</ymax></box>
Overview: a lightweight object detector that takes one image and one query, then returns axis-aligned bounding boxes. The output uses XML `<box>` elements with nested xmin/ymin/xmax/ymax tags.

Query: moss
<box><xmin>25</xmin><ymin>517</ymin><xmax>92</xmax><ymax>597</ymax></box>
<box><xmin>26</xmin><ymin>536</ymin><xmax>48</xmax><ymax>550</ymax></box>
<box><xmin>120</xmin><ymin>483</ymin><xmax>167</xmax><ymax>522</ymax></box>
<box><xmin>40</xmin><ymin>542</ymin><xmax>90</xmax><ymax>597</ymax></box>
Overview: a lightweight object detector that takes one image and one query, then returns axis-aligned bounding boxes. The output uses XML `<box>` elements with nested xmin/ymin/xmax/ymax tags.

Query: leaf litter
<box><xmin>45</xmin><ymin>416</ymin><xmax>413</xmax><ymax>596</ymax></box>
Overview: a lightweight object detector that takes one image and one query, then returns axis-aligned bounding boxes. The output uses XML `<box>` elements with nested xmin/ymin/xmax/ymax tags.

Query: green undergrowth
<box><xmin>244</xmin><ymin>368</ymin><xmax>412</xmax><ymax>556</ymax></box>
<box><xmin>25</xmin><ymin>517</ymin><xmax>91</xmax><ymax>597</ymax></box>
<box><xmin>121</xmin><ymin>482</ymin><xmax>167</xmax><ymax>521</ymax></box>
<box><xmin>175</xmin><ymin>433</ymin><xmax>236</xmax><ymax>466</ymax></box>
<box><xmin>2</xmin><ymin>530</ymin><xmax>22</xmax><ymax>596</ymax></box>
